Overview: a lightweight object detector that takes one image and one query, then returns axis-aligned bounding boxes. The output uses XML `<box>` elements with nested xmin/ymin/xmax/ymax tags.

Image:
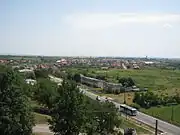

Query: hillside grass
<box><xmin>141</xmin><ymin>104</ymin><xmax>180</xmax><ymax>127</ymax></box>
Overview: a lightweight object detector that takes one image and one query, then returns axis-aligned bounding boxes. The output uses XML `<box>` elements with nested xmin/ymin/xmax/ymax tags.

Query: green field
<box><xmin>141</xmin><ymin>105</ymin><xmax>180</xmax><ymax>127</ymax></box>
<box><xmin>68</xmin><ymin>68</ymin><xmax>180</xmax><ymax>94</ymax></box>
<box><xmin>105</xmin><ymin>69</ymin><xmax>180</xmax><ymax>93</ymax></box>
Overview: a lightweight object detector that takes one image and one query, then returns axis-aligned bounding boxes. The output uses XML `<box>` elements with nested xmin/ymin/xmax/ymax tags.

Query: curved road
<box><xmin>80</xmin><ymin>88</ymin><xmax>180</xmax><ymax>135</ymax></box>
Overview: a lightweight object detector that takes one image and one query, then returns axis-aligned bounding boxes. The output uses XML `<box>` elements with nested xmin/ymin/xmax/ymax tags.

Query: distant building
<box><xmin>25</xmin><ymin>79</ymin><xmax>37</xmax><ymax>85</ymax></box>
<box><xmin>80</xmin><ymin>74</ymin><xmax>123</xmax><ymax>92</ymax></box>
<box><xmin>101</xmin><ymin>67</ymin><xmax>109</xmax><ymax>70</ymax></box>
<box><xmin>103</xmin><ymin>82</ymin><xmax>122</xmax><ymax>92</ymax></box>
<box><xmin>144</xmin><ymin>61</ymin><xmax>154</xmax><ymax>65</ymax></box>
<box><xmin>48</xmin><ymin>75</ymin><xmax>63</xmax><ymax>85</ymax></box>
<box><xmin>56</xmin><ymin>59</ymin><xmax>68</xmax><ymax>65</ymax></box>
<box><xmin>80</xmin><ymin>74</ymin><xmax>104</xmax><ymax>88</ymax></box>
<box><xmin>133</xmin><ymin>64</ymin><xmax>140</xmax><ymax>69</ymax></box>
<box><xmin>19</xmin><ymin>69</ymin><xmax>34</xmax><ymax>73</ymax></box>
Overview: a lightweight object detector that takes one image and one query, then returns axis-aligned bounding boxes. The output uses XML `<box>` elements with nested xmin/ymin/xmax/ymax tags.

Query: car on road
<box><xmin>96</xmin><ymin>96</ymin><xmax>100</xmax><ymax>101</ymax></box>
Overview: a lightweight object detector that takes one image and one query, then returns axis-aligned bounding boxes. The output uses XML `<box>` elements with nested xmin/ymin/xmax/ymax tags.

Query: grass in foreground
<box><xmin>141</xmin><ymin>104</ymin><xmax>180</xmax><ymax>126</ymax></box>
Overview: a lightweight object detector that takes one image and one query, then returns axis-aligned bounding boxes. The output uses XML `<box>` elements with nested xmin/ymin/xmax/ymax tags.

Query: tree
<box><xmin>73</xmin><ymin>73</ymin><xmax>81</xmax><ymax>82</ymax></box>
<box><xmin>34</xmin><ymin>78</ymin><xmax>57</xmax><ymax>109</ymax></box>
<box><xmin>118</xmin><ymin>77</ymin><xmax>127</xmax><ymax>87</ymax></box>
<box><xmin>34</xmin><ymin>69</ymin><xmax>48</xmax><ymax>79</ymax></box>
<box><xmin>67</xmin><ymin>72</ymin><xmax>73</xmax><ymax>80</ymax></box>
<box><xmin>49</xmin><ymin>80</ymin><xmax>122</xmax><ymax>135</ymax></box>
<box><xmin>83</xmin><ymin>97</ymin><xmax>122</xmax><ymax>135</ymax></box>
<box><xmin>118</xmin><ymin>77</ymin><xmax>135</xmax><ymax>87</ymax></box>
<box><xmin>49</xmin><ymin>80</ymin><xmax>86</xmax><ymax>135</ymax></box>
<box><xmin>127</xmin><ymin>77</ymin><xmax>135</xmax><ymax>87</ymax></box>
<box><xmin>0</xmin><ymin>70</ymin><xmax>34</xmax><ymax>135</ymax></box>
<box><xmin>94</xmin><ymin>102</ymin><xmax>122</xmax><ymax>135</ymax></box>
<box><xmin>24</xmin><ymin>72</ymin><xmax>36</xmax><ymax>79</ymax></box>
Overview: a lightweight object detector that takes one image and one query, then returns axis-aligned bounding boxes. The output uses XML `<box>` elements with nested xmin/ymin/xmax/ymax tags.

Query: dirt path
<box><xmin>33</xmin><ymin>124</ymin><xmax>53</xmax><ymax>134</ymax></box>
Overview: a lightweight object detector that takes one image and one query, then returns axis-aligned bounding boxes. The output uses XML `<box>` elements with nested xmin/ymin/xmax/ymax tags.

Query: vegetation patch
<box><xmin>122</xmin><ymin>118</ymin><xmax>151</xmax><ymax>134</ymax></box>
<box><xmin>67</xmin><ymin>67</ymin><xmax>180</xmax><ymax>94</ymax></box>
<box><xmin>141</xmin><ymin>105</ymin><xmax>180</xmax><ymax>127</ymax></box>
<box><xmin>34</xmin><ymin>113</ymin><xmax>51</xmax><ymax>124</ymax></box>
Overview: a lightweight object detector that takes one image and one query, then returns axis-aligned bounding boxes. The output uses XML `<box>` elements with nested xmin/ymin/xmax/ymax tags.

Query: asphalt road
<box><xmin>80</xmin><ymin>88</ymin><xmax>180</xmax><ymax>135</ymax></box>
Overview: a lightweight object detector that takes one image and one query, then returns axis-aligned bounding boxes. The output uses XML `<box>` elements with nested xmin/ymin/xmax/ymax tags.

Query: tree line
<box><xmin>133</xmin><ymin>91</ymin><xmax>180</xmax><ymax>109</ymax></box>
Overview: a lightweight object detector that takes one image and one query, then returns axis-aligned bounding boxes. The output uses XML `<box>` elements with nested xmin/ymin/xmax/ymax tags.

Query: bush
<box><xmin>130</xmin><ymin>103</ymin><xmax>141</xmax><ymax>110</ymax></box>
<box><xmin>114</xmin><ymin>89</ymin><xmax>121</xmax><ymax>94</ymax></box>
<box><xmin>34</xmin><ymin>69</ymin><xmax>48</xmax><ymax>78</ymax></box>
<box><xmin>96</xmin><ymin>75</ymin><xmax>106</xmax><ymax>80</ymax></box>
<box><xmin>33</xmin><ymin>106</ymin><xmax>50</xmax><ymax>115</ymax></box>
<box><xmin>133</xmin><ymin>91</ymin><xmax>180</xmax><ymax>108</ymax></box>
<box><xmin>118</xmin><ymin>77</ymin><xmax>135</xmax><ymax>87</ymax></box>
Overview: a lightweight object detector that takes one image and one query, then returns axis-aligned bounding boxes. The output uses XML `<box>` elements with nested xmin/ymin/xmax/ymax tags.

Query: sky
<box><xmin>0</xmin><ymin>0</ymin><xmax>180</xmax><ymax>58</ymax></box>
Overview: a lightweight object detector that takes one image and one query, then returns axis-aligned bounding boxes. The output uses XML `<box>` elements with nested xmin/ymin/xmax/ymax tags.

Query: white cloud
<box><xmin>63</xmin><ymin>13</ymin><xmax>180</xmax><ymax>29</ymax></box>
<box><xmin>163</xmin><ymin>23</ymin><xmax>173</xmax><ymax>28</ymax></box>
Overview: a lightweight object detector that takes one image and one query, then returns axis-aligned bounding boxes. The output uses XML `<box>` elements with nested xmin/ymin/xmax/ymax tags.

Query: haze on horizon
<box><xmin>0</xmin><ymin>0</ymin><xmax>180</xmax><ymax>58</ymax></box>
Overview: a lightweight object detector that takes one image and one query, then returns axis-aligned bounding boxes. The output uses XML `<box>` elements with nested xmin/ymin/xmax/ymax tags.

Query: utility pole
<box><xmin>155</xmin><ymin>120</ymin><xmax>158</xmax><ymax>135</ymax></box>
<box><xmin>171</xmin><ymin>106</ymin><xmax>174</xmax><ymax>122</ymax></box>
<box><xmin>124</xmin><ymin>91</ymin><xmax>126</xmax><ymax>104</ymax></box>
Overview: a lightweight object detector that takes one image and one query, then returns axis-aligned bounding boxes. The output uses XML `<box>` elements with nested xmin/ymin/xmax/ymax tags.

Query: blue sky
<box><xmin>0</xmin><ymin>0</ymin><xmax>180</xmax><ymax>57</ymax></box>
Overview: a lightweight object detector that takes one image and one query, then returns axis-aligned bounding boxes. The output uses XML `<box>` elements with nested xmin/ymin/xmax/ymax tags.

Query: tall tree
<box><xmin>0</xmin><ymin>70</ymin><xmax>34</xmax><ymax>135</ymax></box>
<box><xmin>34</xmin><ymin>69</ymin><xmax>48</xmax><ymax>79</ymax></box>
<box><xmin>49</xmin><ymin>80</ymin><xmax>122</xmax><ymax>135</ymax></box>
<box><xmin>73</xmin><ymin>73</ymin><xmax>81</xmax><ymax>82</ymax></box>
<box><xmin>118</xmin><ymin>77</ymin><xmax>135</xmax><ymax>87</ymax></box>
<box><xmin>81</xmin><ymin>97</ymin><xmax>122</xmax><ymax>135</ymax></box>
<box><xmin>49</xmin><ymin>80</ymin><xmax>86</xmax><ymax>135</ymax></box>
<box><xmin>34</xmin><ymin>78</ymin><xmax>57</xmax><ymax>109</ymax></box>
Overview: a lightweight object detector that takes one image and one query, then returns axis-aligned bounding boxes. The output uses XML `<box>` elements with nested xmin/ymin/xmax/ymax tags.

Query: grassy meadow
<box><xmin>141</xmin><ymin>104</ymin><xmax>180</xmax><ymax>127</ymax></box>
<box><xmin>69</xmin><ymin>67</ymin><xmax>180</xmax><ymax>94</ymax></box>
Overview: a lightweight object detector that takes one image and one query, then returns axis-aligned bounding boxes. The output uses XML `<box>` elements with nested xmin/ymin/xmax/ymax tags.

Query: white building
<box><xmin>25</xmin><ymin>79</ymin><xmax>37</xmax><ymax>85</ymax></box>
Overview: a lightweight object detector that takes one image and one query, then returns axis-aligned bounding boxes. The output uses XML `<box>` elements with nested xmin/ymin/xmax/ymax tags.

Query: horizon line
<box><xmin>0</xmin><ymin>54</ymin><xmax>179</xmax><ymax>59</ymax></box>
